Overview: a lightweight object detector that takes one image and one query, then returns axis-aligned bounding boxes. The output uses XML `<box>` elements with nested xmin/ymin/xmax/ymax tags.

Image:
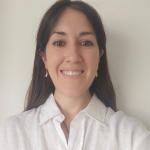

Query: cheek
<box><xmin>87</xmin><ymin>49</ymin><xmax>100</xmax><ymax>69</ymax></box>
<box><xmin>45</xmin><ymin>52</ymin><xmax>61</xmax><ymax>71</ymax></box>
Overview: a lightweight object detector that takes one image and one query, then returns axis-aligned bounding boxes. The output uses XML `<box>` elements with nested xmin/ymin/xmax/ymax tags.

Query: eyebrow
<box><xmin>51</xmin><ymin>31</ymin><xmax>66</xmax><ymax>36</ymax></box>
<box><xmin>51</xmin><ymin>31</ymin><xmax>95</xmax><ymax>37</ymax></box>
<box><xmin>79</xmin><ymin>32</ymin><xmax>95</xmax><ymax>36</ymax></box>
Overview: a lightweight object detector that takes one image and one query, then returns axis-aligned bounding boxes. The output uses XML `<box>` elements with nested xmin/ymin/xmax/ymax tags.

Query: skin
<box><xmin>42</xmin><ymin>8</ymin><xmax>101</xmax><ymax>140</ymax></box>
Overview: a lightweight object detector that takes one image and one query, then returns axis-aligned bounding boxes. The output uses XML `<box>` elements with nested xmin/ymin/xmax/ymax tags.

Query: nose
<box><xmin>64</xmin><ymin>43</ymin><xmax>82</xmax><ymax>63</ymax></box>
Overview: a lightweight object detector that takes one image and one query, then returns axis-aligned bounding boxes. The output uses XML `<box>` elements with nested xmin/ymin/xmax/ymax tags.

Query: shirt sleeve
<box><xmin>0</xmin><ymin>116</ymin><xmax>25</xmax><ymax>150</ymax></box>
<box><xmin>132</xmin><ymin>120</ymin><xmax>150</xmax><ymax>150</ymax></box>
<box><xmin>109</xmin><ymin>111</ymin><xmax>150</xmax><ymax>150</ymax></box>
<box><xmin>0</xmin><ymin>118</ymin><xmax>11</xmax><ymax>149</ymax></box>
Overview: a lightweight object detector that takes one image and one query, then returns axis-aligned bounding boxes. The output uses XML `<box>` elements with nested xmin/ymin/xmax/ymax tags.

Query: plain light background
<box><xmin>0</xmin><ymin>0</ymin><xmax>150</xmax><ymax>128</ymax></box>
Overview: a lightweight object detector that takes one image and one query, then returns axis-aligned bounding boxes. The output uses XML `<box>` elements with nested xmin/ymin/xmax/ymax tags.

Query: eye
<box><xmin>80</xmin><ymin>40</ymin><xmax>94</xmax><ymax>47</ymax></box>
<box><xmin>52</xmin><ymin>40</ymin><xmax>65</xmax><ymax>47</ymax></box>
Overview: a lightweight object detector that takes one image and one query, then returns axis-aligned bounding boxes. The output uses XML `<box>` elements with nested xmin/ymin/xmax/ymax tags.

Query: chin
<box><xmin>60</xmin><ymin>88</ymin><xmax>89</xmax><ymax>98</ymax></box>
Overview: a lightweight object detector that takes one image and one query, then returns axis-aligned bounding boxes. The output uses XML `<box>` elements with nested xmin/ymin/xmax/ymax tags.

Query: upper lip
<box><xmin>60</xmin><ymin>69</ymin><xmax>84</xmax><ymax>72</ymax></box>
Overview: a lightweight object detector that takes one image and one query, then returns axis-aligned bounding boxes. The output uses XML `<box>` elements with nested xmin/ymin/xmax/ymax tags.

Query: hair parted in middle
<box><xmin>25</xmin><ymin>0</ymin><xmax>116</xmax><ymax>111</ymax></box>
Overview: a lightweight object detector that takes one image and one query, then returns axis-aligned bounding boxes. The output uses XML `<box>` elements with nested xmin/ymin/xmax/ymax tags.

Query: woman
<box><xmin>0</xmin><ymin>0</ymin><xmax>149</xmax><ymax>149</ymax></box>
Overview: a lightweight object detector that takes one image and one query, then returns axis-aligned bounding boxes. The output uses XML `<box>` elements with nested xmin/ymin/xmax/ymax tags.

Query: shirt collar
<box><xmin>39</xmin><ymin>94</ymin><xmax>63</xmax><ymax>125</ymax></box>
<box><xmin>81</xmin><ymin>94</ymin><xmax>108</xmax><ymax>123</ymax></box>
<box><xmin>39</xmin><ymin>93</ymin><xmax>108</xmax><ymax>125</ymax></box>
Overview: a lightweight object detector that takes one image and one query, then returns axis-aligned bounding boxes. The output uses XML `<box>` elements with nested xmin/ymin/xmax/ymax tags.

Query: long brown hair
<box><xmin>25</xmin><ymin>0</ymin><xmax>117</xmax><ymax>111</ymax></box>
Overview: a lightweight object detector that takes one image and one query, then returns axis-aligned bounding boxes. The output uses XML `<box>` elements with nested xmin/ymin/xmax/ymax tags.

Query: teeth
<box><xmin>61</xmin><ymin>71</ymin><xmax>83</xmax><ymax>76</ymax></box>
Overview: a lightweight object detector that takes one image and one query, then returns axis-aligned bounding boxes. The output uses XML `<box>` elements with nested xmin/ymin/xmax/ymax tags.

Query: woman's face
<box><xmin>42</xmin><ymin>8</ymin><xmax>100</xmax><ymax>98</ymax></box>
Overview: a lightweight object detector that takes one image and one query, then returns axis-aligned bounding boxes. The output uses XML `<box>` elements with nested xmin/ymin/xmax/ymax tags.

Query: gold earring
<box><xmin>101</xmin><ymin>49</ymin><xmax>104</xmax><ymax>57</ymax></box>
<box><xmin>45</xmin><ymin>70</ymin><xmax>48</xmax><ymax>78</ymax></box>
<box><xmin>96</xmin><ymin>72</ymin><xmax>98</xmax><ymax>78</ymax></box>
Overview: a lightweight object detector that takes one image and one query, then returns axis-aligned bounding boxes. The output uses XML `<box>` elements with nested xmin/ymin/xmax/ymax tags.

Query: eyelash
<box><xmin>80</xmin><ymin>41</ymin><xmax>94</xmax><ymax>47</ymax></box>
<box><xmin>52</xmin><ymin>40</ymin><xmax>94</xmax><ymax>47</ymax></box>
<box><xmin>52</xmin><ymin>41</ymin><xmax>65</xmax><ymax>47</ymax></box>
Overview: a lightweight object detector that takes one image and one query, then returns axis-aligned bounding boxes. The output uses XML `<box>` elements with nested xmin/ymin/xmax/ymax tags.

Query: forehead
<box><xmin>52</xmin><ymin>8</ymin><xmax>94</xmax><ymax>34</ymax></box>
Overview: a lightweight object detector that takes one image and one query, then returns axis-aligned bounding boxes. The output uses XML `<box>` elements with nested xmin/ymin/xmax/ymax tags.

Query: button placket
<box><xmin>67</xmin><ymin>114</ymin><xmax>85</xmax><ymax>150</ymax></box>
<box><xmin>53</xmin><ymin>115</ymin><xmax>69</xmax><ymax>149</ymax></box>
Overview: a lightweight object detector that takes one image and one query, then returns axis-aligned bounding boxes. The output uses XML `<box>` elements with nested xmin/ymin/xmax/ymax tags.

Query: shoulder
<box><xmin>107</xmin><ymin>110</ymin><xmax>148</xmax><ymax>132</ymax></box>
<box><xmin>105</xmin><ymin>109</ymin><xmax>150</xmax><ymax>149</ymax></box>
<box><xmin>1</xmin><ymin>107</ymin><xmax>39</xmax><ymax>126</ymax></box>
<box><xmin>0</xmin><ymin>107</ymin><xmax>42</xmax><ymax>149</ymax></box>
<box><xmin>0</xmin><ymin>106</ymin><xmax>41</xmax><ymax>139</ymax></box>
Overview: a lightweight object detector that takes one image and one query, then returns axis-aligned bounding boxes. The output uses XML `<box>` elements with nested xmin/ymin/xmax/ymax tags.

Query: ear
<box><xmin>40</xmin><ymin>51</ymin><xmax>48</xmax><ymax>68</ymax></box>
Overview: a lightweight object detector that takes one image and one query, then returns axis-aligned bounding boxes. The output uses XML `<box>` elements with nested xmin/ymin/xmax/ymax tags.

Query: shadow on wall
<box><xmin>105</xmin><ymin>27</ymin><xmax>150</xmax><ymax>129</ymax></box>
<box><xmin>106</xmin><ymin>27</ymin><xmax>132</xmax><ymax>106</ymax></box>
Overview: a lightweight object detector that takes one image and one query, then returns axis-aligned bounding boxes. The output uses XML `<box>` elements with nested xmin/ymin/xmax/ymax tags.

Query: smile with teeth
<box><xmin>60</xmin><ymin>70</ymin><xmax>84</xmax><ymax>76</ymax></box>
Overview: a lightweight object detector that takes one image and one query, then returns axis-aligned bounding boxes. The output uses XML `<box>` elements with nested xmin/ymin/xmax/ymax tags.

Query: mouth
<box><xmin>60</xmin><ymin>70</ymin><xmax>84</xmax><ymax>77</ymax></box>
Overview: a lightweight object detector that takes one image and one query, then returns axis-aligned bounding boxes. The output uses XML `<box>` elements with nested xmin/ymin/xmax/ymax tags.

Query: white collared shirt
<box><xmin>0</xmin><ymin>94</ymin><xmax>150</xmax><ymax>150</ymax></box>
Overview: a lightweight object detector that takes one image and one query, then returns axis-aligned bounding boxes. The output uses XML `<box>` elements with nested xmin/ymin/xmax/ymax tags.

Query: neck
<box><xmin>54</xmin><ymin>91</ymin><xmax>91</xmax><ymax>119</ymax></box>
